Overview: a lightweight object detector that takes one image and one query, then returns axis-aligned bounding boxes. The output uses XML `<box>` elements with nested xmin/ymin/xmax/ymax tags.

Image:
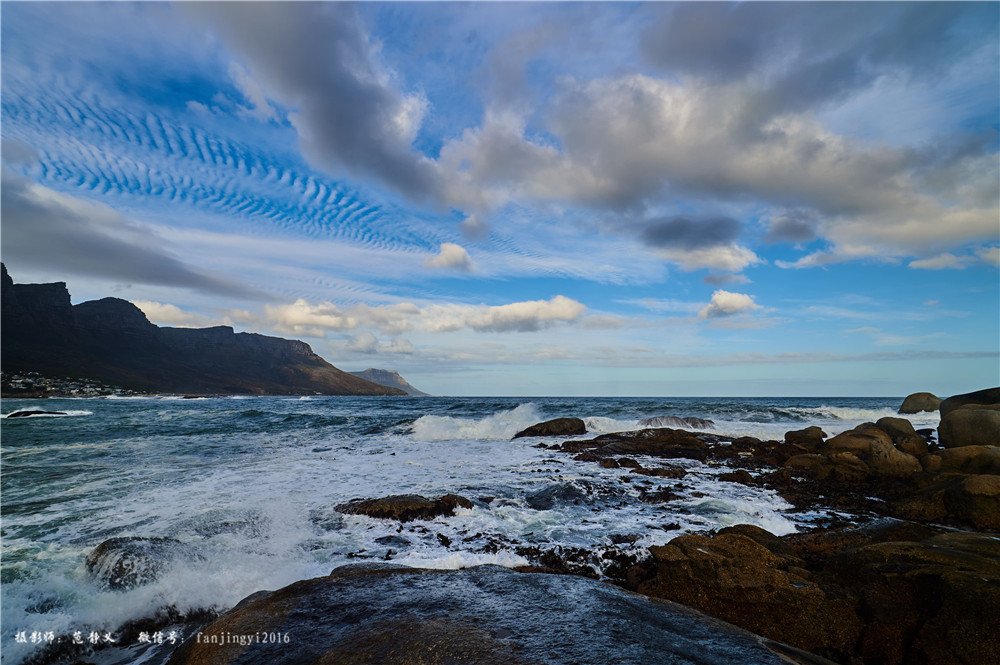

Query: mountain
<box><xmin>349</xmin><ymin>368</ymin><xmax>430</xmax><ymax>396</ymax></box>
<box><xmin>0</xmin><ymin>265</ymin><xmax>405</xmax><ymax>396</ymax></box>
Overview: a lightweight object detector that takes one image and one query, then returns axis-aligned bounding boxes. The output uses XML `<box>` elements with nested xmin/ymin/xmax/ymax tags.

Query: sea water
<box><xmin>0</xmin><ymin>396</ymin><xmax>939</xmax><ymax>664</ymax></box>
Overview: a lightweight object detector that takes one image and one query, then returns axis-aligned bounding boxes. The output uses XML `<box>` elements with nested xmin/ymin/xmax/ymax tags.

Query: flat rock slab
<box><xmin>167</xmin><ymin>564</ymin><xmax>813</xmax><ymax>665</ymax></box>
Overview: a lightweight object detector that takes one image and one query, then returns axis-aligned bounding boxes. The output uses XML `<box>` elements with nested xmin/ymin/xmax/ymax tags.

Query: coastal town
<box><xmin>0</xmin><ymin>371</ymin><xmax>148</xmax><ymax>399</ymax></box>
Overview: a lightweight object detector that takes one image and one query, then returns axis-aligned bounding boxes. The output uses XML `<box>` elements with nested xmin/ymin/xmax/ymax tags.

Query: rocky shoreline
<box><xmin>30</xmin><ymin>388</ymin><xmax>999</xmax><ymax>665</ymax></box>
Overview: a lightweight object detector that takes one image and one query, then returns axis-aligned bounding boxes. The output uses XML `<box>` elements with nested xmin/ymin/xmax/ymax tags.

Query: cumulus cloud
<box><xmin>656</xmin><ymin>245</ymin><xmax>762</xmax><ymax>273</ymax></box>
<box><xmin>698</xmin><ymin>290</ymin><xmax>762</xmax><ymax>319</ymax></box>
<box><xmin>132</xmin><ymin>301</ymin><xmax>218</xmax><ymax>328</ymax></box>
<box><xmin>262</xmin><ymin>295</ymin><xmax>587</xmax><ymax>337</ymax></box>
<box><xmin>764</xmin><ymin>209</ymin><xmax>819</xmax><ymax>244</ymax></box>
<box><xmin>703</xmin><ymin>273</ymin><xmax>751</xmax><ymax>286</ymax></box>
<box><xmin>978</xmin><ymin>246</ymin><xmax>1000</xmax><ymax>268</ymax></box>
<box><xmin>0</xmin><ymin>168</ymin><xmax>260</xmax><ymax>298</ymax></box>
<box><xmin>424</xmin><ymin>243</ymin><xmax>474</xmax><ymax>271</ymax></box>
<box><xmin>639</xmin><ymin>216</ymin><xmax>741</xmax><ymax>250</ymax></box>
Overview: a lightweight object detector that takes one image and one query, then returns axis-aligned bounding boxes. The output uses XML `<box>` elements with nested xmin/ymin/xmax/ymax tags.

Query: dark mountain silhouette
<box><xmin>349</xmin><ymin>368</ymin><xmax>430</xmax><ymax>396</ymax></box>
<box><xmin>1</xmin><ymin>264</ymin><xmax>405</xmax><ymax>396</ymax></box>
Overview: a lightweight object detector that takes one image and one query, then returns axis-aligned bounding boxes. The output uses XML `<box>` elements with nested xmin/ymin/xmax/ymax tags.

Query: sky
<box><xmin>1</xmin><ymin>1</ymin><xmax>998</xmax><ymax>397</ymax></box>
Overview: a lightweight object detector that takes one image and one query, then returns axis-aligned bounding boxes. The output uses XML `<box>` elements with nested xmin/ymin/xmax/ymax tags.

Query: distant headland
<box><xmin>1</xmin><ymin>264</ymin><xmax>407</xmax><ymax>397</ymax></box>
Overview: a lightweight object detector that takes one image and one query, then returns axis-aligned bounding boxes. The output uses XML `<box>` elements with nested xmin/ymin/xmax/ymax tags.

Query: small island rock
<box><xmin>513</xmin><ymin>417</ymin><xmax>586</xmax><ymax>439</ymax></box>
<box><xmin>899</xmin><ymin>392</ymin><xmax>941</xmax><ymax>414</ymax></box>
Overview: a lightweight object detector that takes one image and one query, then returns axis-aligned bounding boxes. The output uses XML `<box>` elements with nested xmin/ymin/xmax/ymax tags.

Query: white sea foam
<box><xmin>410</xmin><ymin>403</ymin><xmax>542</xmax><ymax>441</ymax></box>
<box><xmin>1</xmin><ymin>408</ymin><xmax>94</xmax><ymax>419</ymax></box>
<box><xmin>394</xmin><ymin>550</ymin><xmax>530</xmax><ymax>570</ymax></box>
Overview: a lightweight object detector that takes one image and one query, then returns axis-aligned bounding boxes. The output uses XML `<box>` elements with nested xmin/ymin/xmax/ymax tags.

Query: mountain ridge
<box><xmin>1</xmin><ymin>264</ymin><xmax>405</xmax><ymax>396</ymax></box>
<box><xmin>349</xmin><ymin>368</ymin><xmax>430</xmax><ymax>396</ymax></box>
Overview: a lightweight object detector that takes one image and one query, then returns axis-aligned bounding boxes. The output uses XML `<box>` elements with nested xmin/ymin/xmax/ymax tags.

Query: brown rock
<box><xmin>335</xmin><ymin>494</ymin><xmax>472</xmax><ymax>522</ymax></box>
<box><xmin>892</xmin><ymin>474</ymin><xmax>1000</xmax><ymax>529</ymax></box>
<box><xmin>938</xmin><ymin>405</ymin><xmax>1000</xmax><ymax>448</ymax></box>
<box><xmin>899</xmin><ymin>391</ymin><xmax>942</xmax><ymax>414</ymax></box>
<box><xmin>631</xmin><ymin>533</ymin><xmax>862</xmax><ymax>657</ymax></box>
<box><xmin>573</xmin><ymin>428</ymin><xmax>711</xmax><ymax>460</ymax></box>
<box><xmin>939</xmin><ymin>387</ymin><xmax>1000</xmax><ymax>418</ymax></box>
<box><xmin>513</xmin><ymin>417</ymin><xmax>586</xmax><ymax>439</ymax></box>
<box><xmin>783</xmin><ymin>426</ymin><xmax>827</xmax><ymax>449</ymax></box>
<box><xmin>876</xmin><ymin>416</ymin><xmax>929</xmax><ymax>456</ymax></box>
<box><xmin>822</xmin><ymin>424</ymin><xmax>920</xmax><ymax>478</ymax></box>
<box><xmin>937</xmin><ymin>445</ymin><xmax>1000</xmax><ymax>474</ymax></box>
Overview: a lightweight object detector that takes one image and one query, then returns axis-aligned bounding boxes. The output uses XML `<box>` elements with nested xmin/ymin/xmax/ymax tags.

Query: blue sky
<box><xmin>2</xmin><ymin>2</ymin><xmax>997</xmax><ymax>396</ymax></box>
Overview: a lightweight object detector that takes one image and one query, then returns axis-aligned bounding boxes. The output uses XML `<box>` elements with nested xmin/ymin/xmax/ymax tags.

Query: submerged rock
<box><xmin>899</xmin><ymin>392</ymin><xmax>941</xmax><ymax>414</ymax></box>
<box><xmin>166</xmin><ymin>564</ymin><xmax>804</xmax><ymax>665</ymax></box>
<box><xmin>6</xmin><ymin>409</ymin><xmax>67</xmax><ymax>418</ymax></box>
<box><xmin>638</xmin><ymin>415</ymin><xmax>715</xmax><ymax>429</ymax></box>
<box><xmin>335</xmin><ymin>494</ymin><xmax>473</xmax><ymax>522</ymax></box>
<box><xmin>563</xmin><ymin>428</ymin><xmax>713</xmax><ymax>461</ymax></box>
<box><xmin>86</xmin><ymin>537</ymin><xmax>195</xmax><ymax>590</ymax></box>
<box><xmin>512</xmin><ymin>417</ymin><xmax>586</xmax><ymax>439</ymax></box>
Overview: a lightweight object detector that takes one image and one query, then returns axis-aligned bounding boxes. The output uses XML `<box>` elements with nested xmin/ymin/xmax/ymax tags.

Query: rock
<box><xmin>785</xmin><ymin>452</ymin><xmax>870</xmax><ymax>482</ymax></box>
<box><xmin>626</xmin><ymin>522</ymin><xmax>1000</xmax><ymax>665</ymax></box>
<box><xmin>639</xmin><ymin>415</ymin><xmax>715</xmax><ymax>429</ymax></box>
<box><xmin>939</xmin><ymin>387</ymin><xmax>1000</xmax><ymax>418</ymax></box>
<box><xmin>892</xmin><ymin>474</ymin><xmax>1000</xmax><ymax>529</ymax></box>
<box><xmin>525</xmin><ymin>483</ymin><xmax>589</xmax><ymax>510</ymax></box>
<box><xmin>821</xmin><ymin>424</ymin><xmax>920</xmax><ymax>478</ymax></box>
<box><xmin>823</xmin><ymin>532</ymin><xmax>1000</xmax><ymax>665</ymax></box>
<box><xmin>85</xmin><ymin>537</ymin><xmax>193</xmax><ymax>590</ymax></box>
<box><xmin>335</xmin><ymin>494</ymin><xmax>473</xmax><ymax>522</ymax></box>
<box><xmin>567</xmin><ymin>428</ymin><xmax>711</xmax><ymax>460</ymax></box>
<box><xmin>718</xmin><ymin>469</ymin><xmax>755</xmax><ymax>485</ymax></box>
<box><xmin>512</xmin><ymin>417</ymin><xmax>586</xmax><ymax>439</ymax></box>
<box><xmin>899</xmin><ymin>392</ymin><xmax>941</xmax><ymax>414</ymax></box>
<box><xmin>876</xmin><ymin>416</ymin><xmax>929</xmax><ymax>456</ymax></box>
<box><xmin>165</xmin><ymin>564</ymin><xmax>798</xmax><ymax>665</ymax></box>
<box><xmin>628</xmin><ymin>533</ymin><xmax>862</xmax><ymax>658</ymax></box>
<box><xmin>938</xmin><ymin>405</ymin><xmax>1000</xmax><ymax>448</ymax></box>
<box><xmin>935</xmin><ymin>446</ymin><xmax>1000</xmax><ymax>474</ymax></box>
<box><xmin>783</xmin><ymin>426</ymin><xmax>827</xmax><ymax>449</ymax></box>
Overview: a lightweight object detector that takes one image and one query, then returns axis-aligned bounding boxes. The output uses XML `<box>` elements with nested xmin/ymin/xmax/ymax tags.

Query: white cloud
<box><xmin>978</xmin><ymin>246</ymin><xmax>1000</xmax><ymax>268</ymax></box>
<box><xmin>229</xmin><ymin>62</ymin><xmax>278</xmax><ymax>122</ymax></box>
<box><xmin>261</xmin><ymin>295</ymin><xmax>587</xmax><ymax>337</ymax></box>
<box><xmin>424</xmin><ymin>242</ymin><xmax>474</xmax><ymax>271</ymax></box>
<box><xmin>132</xmin><ymin>300</ymin><xmax>218</xmax><ymax>328</ymax></box>
<box><xmin>908</xmin><ymin>253</ymin><xmax>975</xmax><ymax>270</ymax></box>
<box><xmin>655</xmin><ymin>245</ymin><xmax>763</xmax><ymax>272</ymax></box>
<box><xmin>698</xmin><ymin>290</ymin><xmax>762</xmax><ymax>319</ymax></box>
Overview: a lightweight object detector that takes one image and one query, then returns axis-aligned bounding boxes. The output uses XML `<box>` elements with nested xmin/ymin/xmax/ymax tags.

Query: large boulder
<box><xmin>899</xmin><ymin>392</ymin><xmax>941</xmax><ymax>414</ymax></box>
<box><xmin>875</xmin><ymin>417</ymin><xmax>929</xmax><ymax>456</ymax></box>
<box><xmin>924</xmin><ymin>446</ymin><xmax>1000</xmax><ymax>475</ymax></box>
<box><xmin>165</xmin><ymin>564</ymin><xmax>798</xmax><ymax>665</ymax></box>
<box><xmin>335</xmin><ymin>494</ymin><xmax>472</xmax><ymax>522</ymax></box>
<box><xmin>783</xmin><ymin>426</ymin><xmax>827</xmax><ymax>449</ymax></box>
<box><xmin>629</xmin><ymin>532</ymin><xmax>861</xmax><ymax>659</ymax></box>
<box><xmin>627</xmin><ymin>523</ymin><xmax>1000</xmax><ymax>665</ymax></box>
<box><xmin>512</xmin><ymin>417</ymin><xmax>586</xmax><ymax>439</ymax></box>
<box><xmin>939</xmin><ymin>387</ymin><xmax>1000</xmax><ymax>418</ymax></box>
<box><xmin>938</xmin><ymin>405</ymin><xmax>1000</xmax><ymax>448</ymax></box>
<box><xmin>821</xmin><ymin>424</ymin><xmax>921</xmax><ymax>478</ymax></box>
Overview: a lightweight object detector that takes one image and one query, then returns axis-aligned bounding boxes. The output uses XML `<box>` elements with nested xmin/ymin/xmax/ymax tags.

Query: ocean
<box><xmin>0</xmin><ymin>395</ymin><xmax>940</xmax><ymax>664</ymax></box>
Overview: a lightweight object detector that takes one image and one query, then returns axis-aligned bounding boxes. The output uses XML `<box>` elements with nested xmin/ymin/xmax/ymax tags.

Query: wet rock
<box><xmin>939</xmin><ymin>387</ymin><xmax>1000</xmax><ymax>418</ymax></box>
<box><xmin>626</xmin><ymin>521</ymin><xmax>1000</xmax><ymax>665</ymax></box>
<box><xmin>374</xmin><ymin>535</ymin><xmax>410</xmax><ymax>547</ymax></box>
<box><xmin>717</xmin><ymin>469</ymin><xmax>755</xmax><ymax>485</ymax></box>
<box><xmin>512</xmin><ymin>417</ymin><xmax>586</xmax><ymax>439</ymax></box>
<box><xmin>599</xmin><ymin>458</ymin><xmax>620</xmax><ymax>469</ymax></box>
<box><xmin>634</xmin><ymin>464</ymin><xmax>687</xmax><ymax>478</ymax></box>
<box><xmin>86</xmin><ymin>537</ymin><xmax>194</xmax><ymax>590</ymax></box>
<box><xmin>821</xmin><ymin>424</ymin><xmax>921</xmax><ymax>478</ymax></box>
<box><xmin>525</xmin><ymin>482</ymin><xmax>589</xmax><ymax>510</ymax></box>
<box><xmin>335</xmin><ymin>494</ymin><xmax>473</xmax><ymax>522</ymax></box>
<box><xmin>568</xmin><ymin>428</ymin><xmax>712</xmax><ymax>460</ymax></box>
<box><xmin>938</xmin><ymin>405</ymin><xmax>1000</xmax><ymax>448</ymax></box>
<box><xmin>784</xmin><ymin>452</ymin><xmax>870</xmax><ymax>483</ymax></box>
<box><xmin>166</xmin><ymin>564</ymin><xmax>800</xmax><ymax>665</ymax></box>
<box><xmin>639</xmin><ymin>415</ymin><xmax>715</xmax><ymax>429</ymax></box>
<box><xmin>628</xmin><ymin>533</ymin><xmax>862</xmax><ymax>658</ymax></box>
<box><xmin>639</xmin><ymin>487</ymin><xmax>683</xmax><ymax>504</ymax></box>
<box><xmin>783</xmin><ymin>426</ymin><xmax>827</xmax><ymax>449</ymax></box>
<box><xmin>899</xmin><ymin>391</ymin><xmax>941</xmax><ymax>414</ymax></box>
<box><xmin>616</xmin><ymin>457</ymin><xmax>642</xmax><ymax>469</ymax></box>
